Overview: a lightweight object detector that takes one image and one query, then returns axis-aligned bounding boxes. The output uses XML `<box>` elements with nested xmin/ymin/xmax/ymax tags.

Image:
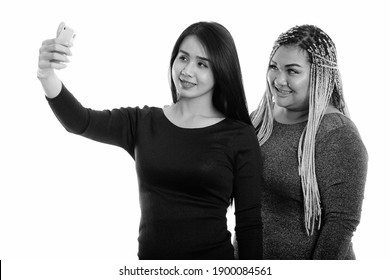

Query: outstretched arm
<box><xmin>37</xmin><ymin>38</ymin><xmax>73</xmax><ymax>98</ymax></box>
<box><xmin>37</xmin><ymin>36</ymin><xmax>137</xmax><ymax>157</ymax></box>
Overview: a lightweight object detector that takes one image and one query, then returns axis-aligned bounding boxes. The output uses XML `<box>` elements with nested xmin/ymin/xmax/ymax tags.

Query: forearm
<box><xmin>39</xmin><ymin>72</ymin><xmax>62</xmax><ymax>99</ymax></box>
<box><xmin>313</xmin><ymin>175</ymin><xmax>365</xmax><ymax>259</ymax></box>
<box><xmin>233</xmin><ymin>168</ymin><xmax>263</xmax><ymax>259</ymax></box>
<box><xmin>47</xmin><ymin>83</ymin><xmax>90</xmax><ymax>134</ymax></box>
<box><xmin>313</xmin><ymin>218</ymin><xmax>358</xmax><ymax>259</ymax></box>
<box><xmin>46</xmin><ymin>83</ymin><xmax>136</xmax><ymax>152</ymax></box>
<box><xmin>235</xmin><ymin>215</ymin><xmax>263</xmax><ymax>259</ymax></box>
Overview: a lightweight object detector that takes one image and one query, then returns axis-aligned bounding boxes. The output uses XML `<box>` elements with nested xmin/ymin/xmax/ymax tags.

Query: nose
<box><xmin>274</xmin><ymin>72</ymin><xmax>288</xmax><ymax>87</ymax></box>
<box><xmin>181</xmin><ymin>61</ymin><xmax>195</xmax><ymax>78</ymax></box>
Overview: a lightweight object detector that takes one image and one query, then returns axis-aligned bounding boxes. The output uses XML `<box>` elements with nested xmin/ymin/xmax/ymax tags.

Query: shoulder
<box><xmin>317</xmin><ymin>113</ymin><xmax>361</xmax><ymax>140</ymax></box>
<box><xmin>223</xmin><ymin>119</ymin><xmax>260</xmax><ymax>152</ymax></box>
<box><xmin>132</xmin><ymin>105</ymin><xmax>162</xmax><ymax>114</ymax></box>
<box><xmin>111</xmin><ymin>106</ymin><xmax>164</xmax><ymax>130</ymax></box>
<box><xmin>224</xmin><ymin>119</ymin><xmax>257</xmax><ymax>138</ymax></box>
<box><xmin>315</xmin><ymin>114</ymin><xmax>368</xmax><ymax>187</ymax></box>
<box><xmin>119</xmin><ymin>105</ymin><xmax>162</xmax><ymax>119</ymax></box>
<box><xmin>316</xmin><ymin>113</ymin><xmax>367</xmax><ymax>160</ymax></box>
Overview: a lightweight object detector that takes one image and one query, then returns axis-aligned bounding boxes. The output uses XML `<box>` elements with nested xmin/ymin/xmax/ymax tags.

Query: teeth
<box><xmin>275</xmin><ymin>86</ymin><xmax>292</xmax><ymax>94</ymax></box>
<box><xmin>180</xmin><ymin>78</ymin><xmax>196</xmax><ymax>88</ymax></box>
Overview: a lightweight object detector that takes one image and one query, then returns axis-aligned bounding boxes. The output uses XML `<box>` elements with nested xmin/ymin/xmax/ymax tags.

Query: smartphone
<box><xmin>56</xmin><ymin>22</ymin><xmax>76</xmax><ymax>44</ymax></box>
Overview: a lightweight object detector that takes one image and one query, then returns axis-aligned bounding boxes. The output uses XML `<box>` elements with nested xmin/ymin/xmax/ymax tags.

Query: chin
<box><xmin>274</xmin><ymin>97</ymin><xmax>292</xmax><ymax>109</ymax></box>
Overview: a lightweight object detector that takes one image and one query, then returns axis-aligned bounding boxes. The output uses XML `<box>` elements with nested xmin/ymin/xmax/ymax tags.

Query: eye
<box><xmin>178</xmin><ymin>55</ymin><xmax>188</xmax><ymax>62</ymax></box>
<box><xmin>269</xmin><ymin>64</ymin><xmax>278</xmax><ymax>71</ymax></box>
<box><xmin>287</xmin><ymin>69</ymin><xmax>299</xmax><ymax>75</ymax></box>
<box><xmin>198</xmin><ymin>61</ymin><xmax>208</xmax><ymax>68</ymax></box>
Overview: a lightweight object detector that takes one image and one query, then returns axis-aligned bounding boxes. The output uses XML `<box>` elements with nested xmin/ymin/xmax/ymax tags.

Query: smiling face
<box><xmin>267</xmin><ymin>45</ymin><xmax>311</xmax><ymax>112</ymax></box>
<box><xmin>172</xmin><ymin>35</ymin><xmax>215</xmax><ymax>101</ymax></box>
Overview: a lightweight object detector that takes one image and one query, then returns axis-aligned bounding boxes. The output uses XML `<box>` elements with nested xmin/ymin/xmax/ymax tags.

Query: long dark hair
<box><xmin>169</xmin><ymin>21</ymin><xmax>251</xmax><ymax>125</ymax></box>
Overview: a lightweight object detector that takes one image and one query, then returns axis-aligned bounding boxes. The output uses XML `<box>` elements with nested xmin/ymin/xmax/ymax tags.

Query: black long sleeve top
<box><xmin>47</xmin><ymin>84</ymin><xmax>263</xmax><ymax>259</ymax></box>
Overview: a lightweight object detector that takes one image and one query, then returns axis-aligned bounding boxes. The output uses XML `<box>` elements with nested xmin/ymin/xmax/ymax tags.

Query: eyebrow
<box><xmin>270</xmin><ymin>60</ymin><xmax>303</xmax><ymax>68</ymax></box>
<box><xmin>179</xmin><ymin>50</ymin><xmax>210</xmax><ymax>62</ymax></box>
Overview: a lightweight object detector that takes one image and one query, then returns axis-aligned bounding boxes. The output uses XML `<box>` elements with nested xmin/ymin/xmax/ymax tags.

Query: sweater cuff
<box><xmin>45</xmin><ymin>82</ymin><xmax>68</xmax><ymax>103</ymax></box>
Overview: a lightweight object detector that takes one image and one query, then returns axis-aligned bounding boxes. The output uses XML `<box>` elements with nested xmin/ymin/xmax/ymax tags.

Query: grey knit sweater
<box><xmin>260</xmin><ymin>113</ymin><xmax>368</xmax><ymax>259</ymax></box>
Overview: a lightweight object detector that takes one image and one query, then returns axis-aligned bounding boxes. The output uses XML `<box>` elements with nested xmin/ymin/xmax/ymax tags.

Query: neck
<box><xmin>174</xmin><ymin>94</ymin><xmax>220</xmax><ymax>118</ymax></box>
<box><xmin>324</xmin><ymin>103</ymin><xmax>341</xmax><ymax>114</ymax></box>
<box><xmin>273</xmin><ymin>103</ymin><xmax>342</xmax><ymax>124</ymax></box>
<box><xmin>273</xmin><ymin>104</ymin><xmax>309</xmax><ymax>124</ymax></box>
<box><xmin>163</xmin><ymin>94</ymin><xmax>225</xmax><ymax>129</ymax></box>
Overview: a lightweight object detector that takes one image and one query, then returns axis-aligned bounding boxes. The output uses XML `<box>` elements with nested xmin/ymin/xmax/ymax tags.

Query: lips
<box><xmin>179</xmin><ymin>78</ymin><xmax>197</xmax><ymax>89</ymax></box>
<box><xmin>274</xmin><ymin>84</ymin><xmax>292</xmax><ymax>97</ymax></box>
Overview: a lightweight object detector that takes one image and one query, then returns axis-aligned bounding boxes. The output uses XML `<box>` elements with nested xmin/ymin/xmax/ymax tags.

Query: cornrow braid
<box><xmin>251</xmin><ymin>25</ymin><xmax>350</xmax><ymax>235</ymax></box>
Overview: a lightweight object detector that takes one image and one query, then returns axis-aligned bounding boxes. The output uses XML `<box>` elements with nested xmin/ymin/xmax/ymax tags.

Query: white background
<box><xmin>0</xmin><ymin>0</ymin><xmax>389</xmax><ymax>277</ymax></box>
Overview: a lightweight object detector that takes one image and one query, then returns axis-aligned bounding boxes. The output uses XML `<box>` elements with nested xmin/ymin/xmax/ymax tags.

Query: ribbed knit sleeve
<box><xmin>313</xmin><ymin>118</ymin><xmax>368</xmax><ymax>259</ymax></box>
<box><xmin>46</xmin><ymin>83</ymin><xmax>144</xmax><ymax>158</ymax></box>
<box><xmin>233</xmin><ymin>125</ymin><xmax>263</xmax><ymax>259</ymax></box>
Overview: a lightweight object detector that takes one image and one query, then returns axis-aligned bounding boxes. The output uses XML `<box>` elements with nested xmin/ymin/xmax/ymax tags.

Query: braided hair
<box><xmin>251</xmin><ymin>25</ymin><xmax>349</xmax><ymax>235</ymax></box>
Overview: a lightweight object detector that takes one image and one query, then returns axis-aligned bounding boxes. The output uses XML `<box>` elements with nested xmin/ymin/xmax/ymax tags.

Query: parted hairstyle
<box><xmin>169</xmin><ymin>21</ymin><xmax>251</xmax><ymax>125</ymax></box>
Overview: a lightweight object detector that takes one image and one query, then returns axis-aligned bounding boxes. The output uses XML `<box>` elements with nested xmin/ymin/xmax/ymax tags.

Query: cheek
<box><xmin>266</xmin><ymin>71</ymin><xmax>275</xmax><ymax>85</ymax></box>
<box><xmin>293</xmin><ymin>77</ymin><xmax>310</xmax><ymax>93</ymax></box>
<box><xmin>172</xmin><ymin>61</ymin><xmax>180</xmax><ymax>77</ymax></box>
<box><xmin>201</xmin><ymin>72</ymin><xmax>215</xmax><ymax>88</ymax></box>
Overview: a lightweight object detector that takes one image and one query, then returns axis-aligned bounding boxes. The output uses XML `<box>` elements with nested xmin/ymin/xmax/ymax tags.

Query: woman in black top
<box><xmin>38</xmin><ymin>21</ymin><xmax>263</xmax><ymax>259</ymax></box>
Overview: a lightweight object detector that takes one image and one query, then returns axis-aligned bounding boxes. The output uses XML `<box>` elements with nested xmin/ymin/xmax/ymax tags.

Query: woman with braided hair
<box><xmin>251</xmin><ymin>25</ymin><xmax>368</xmax><ymax>259</ymax></box>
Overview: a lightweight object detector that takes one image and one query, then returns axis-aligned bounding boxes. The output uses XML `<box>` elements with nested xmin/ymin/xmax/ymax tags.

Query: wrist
<box><xmin>39</xmin><ymin>71</ymin><xmax>62</xmax><ymax>98</ymax></box>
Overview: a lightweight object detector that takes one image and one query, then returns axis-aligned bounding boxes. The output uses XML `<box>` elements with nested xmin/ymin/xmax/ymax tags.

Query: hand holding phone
<box><xmin>37</xmin><ymin>22</ymin><xmax>75</xmax><ymax>80</ymax></box>
<box><xmin>56</xmin><ymin>22</ymin><xmax>76</xmax><ymax>45</ymax></box>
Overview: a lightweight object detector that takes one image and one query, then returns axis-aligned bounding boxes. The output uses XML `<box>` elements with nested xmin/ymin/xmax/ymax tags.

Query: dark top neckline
<box><xmin>160</xmin><ymin>108</ymin><xmax>228</xmax><ymax>131</ymax></box>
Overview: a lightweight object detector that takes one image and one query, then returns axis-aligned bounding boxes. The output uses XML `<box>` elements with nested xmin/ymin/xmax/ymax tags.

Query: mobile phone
<box><xmin>56</xmin><ymin>22</ymin><xmax>76</xmax><ymax>44</ymax></box>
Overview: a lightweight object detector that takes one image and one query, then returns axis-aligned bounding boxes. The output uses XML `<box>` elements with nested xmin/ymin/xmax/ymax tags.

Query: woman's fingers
<box><xmin>41</xmin><ymin>38</ymin><xmax>57</xmax><ymax>46</ymax></box>
<box><xmin>42</xmin><ymin>51</ymin><xmax>69</xmax><ymax>63</ymax></box>
<box><xmin>38</xmin><ymin>59</ymin><xmax>68</xmax><ymax>70</ymax></box>
<box><xmin>41</xmin><ymin>38</ymin><xmax>73</xmax><ymax>48</ymax></box>
<box><xmin>38</xmin><ymin>52</ymin><xmax>69</xmax><ymax>70</ymax></box>
<box><xmin>37</xmin><ymin>38</ymin><xmax>73</xmax><ymax>80</ymax></box>
<box><xmin>38</xmin><ymin>38</ymin><xmax>73</xmax><ymax>72</ymax></box>
<box><xmin>40</xmin><ymin>40</ymin><xmax>72</xmax><ymax>56</ymax></box>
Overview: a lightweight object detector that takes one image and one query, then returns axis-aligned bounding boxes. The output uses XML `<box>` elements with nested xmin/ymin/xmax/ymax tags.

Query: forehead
<box><xmin>271</xmin><ymin>45</ymin><xmax>310</xmax><ymax>67</ymax></box>
<box><xmin>179</xmin><ymin>35</ymin><xmax>208</xmax><ymax>58</ymax></box>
